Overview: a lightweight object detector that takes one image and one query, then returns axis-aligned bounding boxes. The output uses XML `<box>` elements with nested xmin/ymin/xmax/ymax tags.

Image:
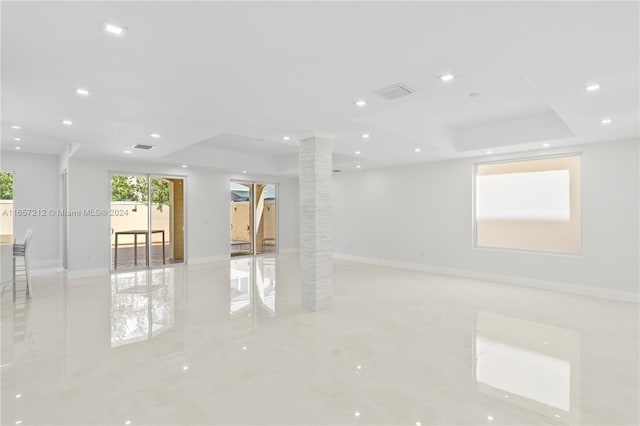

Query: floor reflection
<box><xmin>0</xmin><ymin>285</ymin><xmax>32</xmax><ymax>365</ymax></box>
<box><xmin>474</xmin><ymin>311</ymin><xmax>581</xmax><ymax>424</ymax></box>
<box><xmin>110</xmin><ymin>268</ymin><xmax>176</xmax><ymax>347</ymax></box>
<box><xmin>230</xmin><ymin>256</ymin><xmax>276</xmax><ymax>318</ymax></box>
<box><xmin>2</xmin><ymin>256</ymin><xmax>637</xmax><ymax>426</ymax></box>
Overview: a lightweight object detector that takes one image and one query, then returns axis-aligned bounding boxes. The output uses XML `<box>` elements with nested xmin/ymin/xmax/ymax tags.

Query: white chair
<box><xmin>13</xmin><ymin>228</ymin><xmax>32</xmax><ymax>299</ymax></box>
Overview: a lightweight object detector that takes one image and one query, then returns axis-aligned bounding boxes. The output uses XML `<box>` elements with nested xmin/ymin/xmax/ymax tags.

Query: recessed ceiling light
<box><xmin>181</xmin><ymin>164</ymin><xmax>187</xmax><ymax>168</ymax></box>
<box><xmin>585</xmin><ymin>84</ymin><xmax>601</xmax><ymax>92</ymax></box>
<box><xmin>354</xmin><ymin>99</ymin><xmax>367</xmax><ymax>107</ymax></box>
<box><xmin>123</xmin><ymin>150</ymin><xmax>132</xmax><ymax>154</ymax></box>
<box><xmin>543</xmin><ymin>143</ymin><xmax>551</xmax><ymax>148</ymax></box>
<box><xmin>355</xmin><ymin>151</ymin><xmax>361</xmax><ymax>155</ymax></box>
<box><xmin>149</xmin><ymin>133</ymin><xmax>161</xmax><ymax>138</ymax></box>
<box><xmin>354</xmin><ymin>412</ymin><xmax>360</xmax><ymax>417</ymax></box>
<box><xmin>182</xmin><ymin>365</ymin><xmax>189</xmax><ymax>371</ymax></box>
<box><xmin>102</xmin><ymin>21</ymin><xmax>127</xmax><ymax>36</ymax></box>
<box><xmin>75</xmin><ymin>88</ymin><xmax>90</xmax><ymax>96</ymax></box>
<box><xmin>11</xmin><ymin>125</ymin><xmax>21</xmax><ymax>130</ymax></box>
<box><xmin>15</xmin><ymin>394</ymin><xmax>21</xmax><ymax>399</ymax></box>
<box><xmin>13</xmin><ymin>137</ymin><xmax>20</xmax><ymax>141</ymax></box>
<box><xmin>62</xmin><ymin>120</ymin><xmax>73</xmax><ymax>126</ymax></box>
<box><xmin>356</xmin><ymin>165</ymin><xmax>361</xmax><ymax>169</ymax></box>
<box><xmin>439</xmin><ymin>74</ymin><xmax>455</xmax><ymax>82</ymax></box>
<box><xmin>601</xmin><ymin>118</ymin><xmax>613</xmax><ymax>124</ymax></box>
<box><xmin>361</xmin><ymin>133</ymin><xmax>370</xmax><ymax>139</ymax></box>
<box><xmin>282</xmin><ymin>135</ymin><xmax>291</xmax><ymax>141</ymax></box>
<box><xmin>486</xmin><ymin>150</ymin><xmax>493</xmax><ymax>154</ymax></box>
<box><xmin>414</xmin><ymin>148</ymin><xmax>421</xmax><ymax>153</ymax></box>
<box><xmin>487</xmin><ymin>416</ymin><xmax>494</xmax><ymax>421</ymax></box>
<box><xmin>242</xmin><ymin>170</ymin><xmax>247</xmax><ymax>174</ymax></box>
<box><xmin>15</xmin><ymin>147</ymin><xmax>21</xmax><ymax>150</ymax></box>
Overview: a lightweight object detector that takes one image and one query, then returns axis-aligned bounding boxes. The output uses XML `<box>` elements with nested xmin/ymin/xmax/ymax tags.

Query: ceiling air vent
<box><xmin>375</xmin><ymin>83</ymin><xmax>414</xmax><ymax>101</ymax></box>
<box><xmin>332</xmin><ymin>169</ymin><xmax>342</xmax><ymax>173</ymax></box>
<box><xmin>132</xmin><ymin>144</ymin><xmax>155</xmax><ymax>150</ymax></box>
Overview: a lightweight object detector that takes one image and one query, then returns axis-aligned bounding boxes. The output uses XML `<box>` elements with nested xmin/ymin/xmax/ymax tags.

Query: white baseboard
<box><xmin>279</xmin><ymin>248</ymin><xmax>299</xmax><ymax>254</ymax></box>
<box><xmin>31</xmin><ymin>266</ymin><xmax>64</xmax><ymax>276</ymax></box>
<box><xmin>333</xmin><ymin>253</ymin><xmax>639</xmax><ymax>304</ymax></box>
<box><xmin>30</xmin><ymin>259</ymin><xmax>61</xmax><ymax>268</ymax></box>
<box><xmin>66</xmin><ymin>268</ymin><xmax>108</xmax><ymax>279</ymax></box>
<box><xmin>1</xmin><ymin>260</ymin><xmax>62</xmax><ymax>282</ymax></box>
<box><xmin>188</xmin><ymin>255</ymin><xmax>229</xmax><ymax>265</ymax></box>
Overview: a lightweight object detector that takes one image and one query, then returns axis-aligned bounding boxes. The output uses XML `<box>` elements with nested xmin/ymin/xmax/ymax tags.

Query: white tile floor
<box><xmin>1</xmin><ymin>254</ymin><xmax>638</xmax><ymax>425</ymax></box>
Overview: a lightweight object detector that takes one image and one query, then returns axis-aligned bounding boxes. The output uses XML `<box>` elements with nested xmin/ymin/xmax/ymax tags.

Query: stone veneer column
<box><xmin>299</xmin><ymin>136</ymin><xmax>333</xmax><ymax>311</ymax></box>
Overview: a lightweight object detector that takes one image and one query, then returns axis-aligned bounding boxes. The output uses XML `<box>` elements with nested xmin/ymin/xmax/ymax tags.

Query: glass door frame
<box><xmin>109</xmin><ymin>171</ymin><xmax>187</xmax><ymax>271</ymax></box>
<box><xmin>230</xmin><ymin>180</ymin><xmax>279</xmax><ymax>257</ymax></box>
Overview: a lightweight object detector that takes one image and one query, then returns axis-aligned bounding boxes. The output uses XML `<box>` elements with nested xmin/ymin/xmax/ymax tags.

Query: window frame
<box><xmin>471</xmin><ymin>152</ymin><xmax>583</xmax><ymax>257</ymax></box>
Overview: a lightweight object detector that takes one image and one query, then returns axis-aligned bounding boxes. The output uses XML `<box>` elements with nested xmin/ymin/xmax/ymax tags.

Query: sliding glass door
<box><xmin>111</xmin><ymin>174</ymin><xmax>150</xmax><ymax>270</ymax></box>
<box><xmin>111</xmin><ymin>174</ymin><xmax>185</xmax><ymax>270</ymax></box>
<box><xmin>229</xmin><ymin>181</ymin><xmax>277</xmax><ymax>257</ymax></box>
<box><xmin>255</xmin><ymin>184</ymin><xmax>276</xmax><ymax>254</ymax></box>
<box><xmin>230</xmin><ymin>182</ymin><xmax>253</xmax><ymax>256</ymax></box>
<box><xmin>150</xmin><ymin>177</ymin><xmax>185</xmax><ymax>267</ymax></box>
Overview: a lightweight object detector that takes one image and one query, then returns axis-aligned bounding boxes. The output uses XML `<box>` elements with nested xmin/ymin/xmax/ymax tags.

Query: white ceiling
<box><xmin>1</xmin><ymin>1</ymin><xmax>638</xmax><ymax>174</ymax></box>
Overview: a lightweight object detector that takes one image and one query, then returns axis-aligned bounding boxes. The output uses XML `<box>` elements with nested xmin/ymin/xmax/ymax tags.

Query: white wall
<box><xmin>0</xmin><ymin>151</ymin><xmax>60</xmax><ymax>266</ymax></box>
<box><xmin>66</xmin><ymin>158</ymin><xmax>299</xmax><ymax>273</ymax></box>
<box><xmin>333</xmin><ymin>139</ymin><xmax>640</xmax><ymax>302</ymax></box>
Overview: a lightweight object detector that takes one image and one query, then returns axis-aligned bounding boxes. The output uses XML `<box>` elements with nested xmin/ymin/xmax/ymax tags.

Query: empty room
<box><xmin>0</xmin><ymin>1</ymin><xmax>638</xmax><ymax>425</ymax></box>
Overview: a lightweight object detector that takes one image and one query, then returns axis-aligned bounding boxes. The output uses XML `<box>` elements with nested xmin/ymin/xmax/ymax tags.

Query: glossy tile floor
<box><xmin>1</xmin><ymin>255</ymin><xmax>638</xmax><ymax>425</ymax></box>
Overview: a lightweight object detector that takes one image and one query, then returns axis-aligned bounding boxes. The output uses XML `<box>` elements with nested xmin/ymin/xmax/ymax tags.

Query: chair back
<box><xmin>13</xmin><ymin>228</ymin><xmax>32</xmax><ymax>257</ymax></box>
<box><xmin>23</xmin><ymin>228</ymin><xmax>33</xmax><ymax>250</ymax></box>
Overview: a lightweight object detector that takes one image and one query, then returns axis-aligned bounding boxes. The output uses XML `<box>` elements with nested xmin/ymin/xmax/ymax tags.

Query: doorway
<box><xmin>111</xmin><ymin>174</ymin><xmax>185</xmax><ymax>270</ymax></box>
<box><xmin>229</xmin><ymin>181</ymin><xmax>277</xmax><ymax>257</ymax></box>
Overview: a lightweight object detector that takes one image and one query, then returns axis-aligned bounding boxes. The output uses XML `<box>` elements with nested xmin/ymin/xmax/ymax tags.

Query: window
<box><xmin>475</xmin><ymin>155</ymin><xmax>581</xmax><ymax>254</ymax></box>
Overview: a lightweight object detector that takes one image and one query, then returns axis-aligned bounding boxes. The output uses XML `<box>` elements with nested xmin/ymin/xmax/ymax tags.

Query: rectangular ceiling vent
<box><xmin>375</xmin><ymin>83</ymin><xmax>414</xmax><ymax>101</ymax></box>
<box><xmin>132</xmin><ymin>144</ymin><xmax>155</xmax><ymax>150</ymax></box>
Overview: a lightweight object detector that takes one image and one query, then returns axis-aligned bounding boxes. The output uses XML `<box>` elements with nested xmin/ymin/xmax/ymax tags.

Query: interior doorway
<box><xmin>230</xmin><ymin>181</ymin><xmax>277</xmax><ymax>257</ymax></box>
<box><xmin>111</xmin><ymin>174</ymin><xmax>185</xmax><ymax>270</ymax></box>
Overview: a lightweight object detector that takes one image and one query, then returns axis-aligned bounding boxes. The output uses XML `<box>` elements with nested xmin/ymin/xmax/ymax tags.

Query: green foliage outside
<box><xmin>0</xmin><ymin>172</ymin><xmax>13</xmax><ymax>200</ymax></box>
<box><xmin>231</xmin><ymin>251</ymin><xmax>252</xmax><ymax>257</ymax></box>
<box><xmin>111</xmin><ymin>175</ymin><xmax>170</xmax><ymax>210</ymax></box>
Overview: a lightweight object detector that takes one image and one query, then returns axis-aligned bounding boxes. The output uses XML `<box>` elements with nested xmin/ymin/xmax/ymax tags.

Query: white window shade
<box><xmin>475</xmin><ymin>155</ymin><xmax>581</xmax><ymax>254</ymax></box>
<box><xmin>476</xmin><ymin>170</ymin><xmax>570</xmax><ymax>221</ymax></box>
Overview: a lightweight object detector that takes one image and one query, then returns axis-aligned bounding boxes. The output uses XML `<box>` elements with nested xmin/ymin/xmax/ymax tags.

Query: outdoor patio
<box><xmin>111</xmin><ymin>242</ymin><xmax>182</xmax><ymax>270</ymax></box>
